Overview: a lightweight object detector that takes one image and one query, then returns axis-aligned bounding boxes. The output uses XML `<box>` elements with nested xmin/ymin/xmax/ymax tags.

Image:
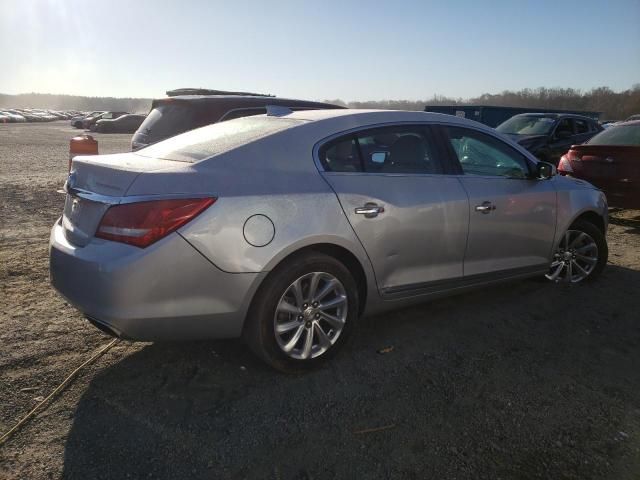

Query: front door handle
<box><xmin>475</xmin><ymin>201</ymin><xmax>496</xmax><ymax>214</ymax></box>
<box><xmin>355</xmin><ymin>203</ymin><xmax>385</xmax><ymax>218</ymax></box>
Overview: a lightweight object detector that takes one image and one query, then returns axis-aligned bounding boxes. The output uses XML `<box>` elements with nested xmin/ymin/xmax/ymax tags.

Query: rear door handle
<box><xmin>475</xmin><ymin>201</ymin><xmax>496</xmax><ymax>214</ymax></box>
<box><xmin>355</xmin><ymin>203</ymin><xmax>385</xmax><ymax>218</ymax></box>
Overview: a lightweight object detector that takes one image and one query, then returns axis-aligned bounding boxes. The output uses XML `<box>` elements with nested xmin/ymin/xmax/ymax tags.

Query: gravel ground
<box><xmin>1</xmin><ymin>121</ymin><xmax>639</xmax><ymax>479</ymax></box>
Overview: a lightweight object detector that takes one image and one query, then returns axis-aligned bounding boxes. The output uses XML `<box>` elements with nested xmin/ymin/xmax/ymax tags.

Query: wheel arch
<box><xmin>247</xmin><ymin>241</ymin><xmax>371</xmax><ymax>327</ymax></box>
<box><xmin>571</xmin><ymin>210</ymin><xmax>606</xmax><ymax>234</ymax></box>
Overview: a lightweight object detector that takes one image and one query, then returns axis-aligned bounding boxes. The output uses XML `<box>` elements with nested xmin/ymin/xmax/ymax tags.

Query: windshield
<box><xmin>496</xmin><ymin>116</ymin><xmax>556</xmax><ymax>135</ymax></box>
<box><xmin>587</xmin><ymin>123</ymin><xmax>640</xmax><ymax>146</ymax></box>
<box><xmin>134</xmin><ymin>116</ymin><xmax>302</xmax><ymax>163</ymax></box>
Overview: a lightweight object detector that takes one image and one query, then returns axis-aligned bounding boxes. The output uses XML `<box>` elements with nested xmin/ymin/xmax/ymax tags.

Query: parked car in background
<box><xmin>626</xmin><ymin>114</ymin><xmax>640</xmax><ymax>121</ymax></box>
<box><xmin>424</xmin><ymin>105</ymin><xmax>601</xmax><ymax>128</ymax></box>
<box><xmin>131</xmin><ymin>88</ymin><xmax>344</xmax><ymax>150</ymax></box>
<box><xmin>600</xmin><ymin>121</ymin><xmax>619</xmax><ymax>129</ymax></box>
<box><xmin>4</xmin><ymin>110</ymin><xmax>27</xmax><ymax>122</ymax></box>
<box><xmin>0</xmin><ymin>110</ymin><xmax>27</xmax><ymax>122</ymax></box>
<box><xmin>84</xmin><ymin>111</ymin><xmax>128</xmax><ymax>130</ymax></box>
<box><xmin>16</xmin><ymin>110</ymin><xmax>42</xmax><ymax>122</ymax></box>
<box><xmin>0</xmin><ymin>112</ymin><xmax>10</xmax><ymax>123</ymax></box>
<box><xmin>558</xmin><ymin>120</ymin><xmax>640</xmax><ymax>209</ymax></box>
<box><xmin>71</xmin><ymin>111</ymin><xmax>103</xmax><ymax>128</ymax></box>
<box><xmin>496</xmin><ymin>113</ymin><xmax>602</xmax><ymax>164</ymax></box>
<box><xmin>51</xmin><ymin>109</ymin><xmax>608</xmax><ymax>371</ymax></box>
<box><xmin>94</xmin><ymin>114</ymin><xmax>146</xmax><ymax>133</ymax></box>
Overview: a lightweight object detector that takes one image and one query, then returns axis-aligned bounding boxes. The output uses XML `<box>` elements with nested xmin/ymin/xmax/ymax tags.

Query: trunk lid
<box><xmin>63</xmin><ymin>153</ymin><xmax>184</xmax><ymax>246</ymax></box>
<box><xmin>568</xmin><ymin>144</ymin><xmax>640</xmax><ymax>207</ymax></box>
<box><xmin>569</xmin><ymin>145</ymin><xmax>640</xmax><ymax>180</ymax></box>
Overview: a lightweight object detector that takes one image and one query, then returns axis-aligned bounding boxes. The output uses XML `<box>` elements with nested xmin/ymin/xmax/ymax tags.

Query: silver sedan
<box><xmin>50</xmin><ymin>109</ymin><xmax>608</xmax><ymax>371</ymax></box>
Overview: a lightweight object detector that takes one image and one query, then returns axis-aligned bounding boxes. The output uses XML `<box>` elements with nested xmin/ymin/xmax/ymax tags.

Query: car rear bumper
<box><xmin>49</xmin><ymin>219</ymin><xmax>264</xmax><ymax>341</ymax></box>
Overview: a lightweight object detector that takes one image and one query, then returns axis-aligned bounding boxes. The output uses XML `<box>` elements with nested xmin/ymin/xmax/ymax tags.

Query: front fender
<box><xmin>553</xmin><ymin>177</ymin><xmax>607</xmax><ymax>251</ymax></box>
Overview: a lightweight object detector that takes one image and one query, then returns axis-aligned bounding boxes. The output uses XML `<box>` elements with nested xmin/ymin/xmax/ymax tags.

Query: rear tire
<box><xmin>243</xmin><ymin>252</ymin><xmax>359</xmax><ymax>373</ymax></box>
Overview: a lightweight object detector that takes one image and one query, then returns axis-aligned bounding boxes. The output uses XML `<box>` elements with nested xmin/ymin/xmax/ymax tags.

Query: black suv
<box><xmin>131</xmin><ymin>88</ymin><xmax>343</xmax><ymax>150</ymax></box>
<box><xmin>496</xmin><ymin>113</ymin><xmax>602</xmax><ymax>163</ymax></box>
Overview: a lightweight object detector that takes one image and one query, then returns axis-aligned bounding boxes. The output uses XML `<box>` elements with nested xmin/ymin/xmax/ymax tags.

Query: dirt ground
<box><xmin>1</xmin><ymin>121</ymin><xmax>640</xmax><ymax>479</ymax></box>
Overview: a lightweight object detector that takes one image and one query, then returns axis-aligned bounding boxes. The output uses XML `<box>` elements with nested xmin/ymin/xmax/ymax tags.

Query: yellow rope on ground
<box><xmin>0</xmin><ymin>338</ymin><xmax>119</xmax><ymax>446</ymax></box>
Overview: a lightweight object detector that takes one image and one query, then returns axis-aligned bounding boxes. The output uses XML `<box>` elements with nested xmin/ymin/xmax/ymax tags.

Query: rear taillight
<box><xmin>96</xmin><ymin>197</ymin><xmax>215</xmax><ymax>248</ymax></box>
<box><xmin>558</xmin><ymin>152</ymin><xmax>575</xmax><ymax>175</ymax></box>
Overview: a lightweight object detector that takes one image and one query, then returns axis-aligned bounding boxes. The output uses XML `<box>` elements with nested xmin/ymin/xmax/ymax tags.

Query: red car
<box><xmin>558</xmin><ymin>120</ymin><xmax>640</xmax><ymax>208</ymax></box>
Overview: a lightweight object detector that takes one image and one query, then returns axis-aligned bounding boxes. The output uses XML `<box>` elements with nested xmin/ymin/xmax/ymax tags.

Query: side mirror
<box><xmin>536</xmin><ymin>161</ymin><xmax>556</xmax><ymax>179</ymax></box>
<box><xmin>555</xmin><ymin>130</ymin><xmax>572</xmax><ymax>140</ymax></box>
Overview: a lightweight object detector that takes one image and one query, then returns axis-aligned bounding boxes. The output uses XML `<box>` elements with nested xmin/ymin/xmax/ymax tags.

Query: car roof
<box><xmin>279</xmin><ymin>108</ymin><xmax>499</xmax><ymax>132</ymax></box>
<box><xmin>511</xmin><ymin>112</ymin><xmax>596</xmax><ymax>121</ymax></box>
<box><xmin>155</xmin><ymin>95</ymin><xmax>343</xmax><ymax>108</ymax></box>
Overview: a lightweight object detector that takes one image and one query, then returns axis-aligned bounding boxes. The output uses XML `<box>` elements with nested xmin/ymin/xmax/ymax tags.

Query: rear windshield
<box><xmin>136</xmin><ymin>103</ymin><xmax>197</xmax><ymax>143</ymax></box>
<box><xmin>587</xmin><ymin>124</ymin><xmax>640</xmax><ymax>146</ymax></box>
<box><xmin>134</xmin><ymin>116</ymin><xmax>301</xmax><ymax>162</ymax></box>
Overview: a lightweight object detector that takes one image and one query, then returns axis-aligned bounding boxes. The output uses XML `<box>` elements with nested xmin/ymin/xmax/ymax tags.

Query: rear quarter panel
<box><xmin>126</xmin><ymin>125</ymin><xmax>382</xmax><ymax>310</ymax></box>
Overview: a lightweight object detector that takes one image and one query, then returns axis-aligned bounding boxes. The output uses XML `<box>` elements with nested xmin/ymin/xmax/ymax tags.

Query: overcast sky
<box><xmin>1</xmin><ymin>0</ymin><xmax>639</xmax><ymax>101</ymax></box>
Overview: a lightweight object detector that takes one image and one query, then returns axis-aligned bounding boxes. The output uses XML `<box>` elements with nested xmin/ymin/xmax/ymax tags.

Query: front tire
<box><xmin>546</xmin><ymin>219</ymin><xmax>607</xmax><ymax>283</ymax></box>
<box><xmin>243</xmin><ymin>252</ymin><xmax>359</xmax><ymax>373</ymax></box>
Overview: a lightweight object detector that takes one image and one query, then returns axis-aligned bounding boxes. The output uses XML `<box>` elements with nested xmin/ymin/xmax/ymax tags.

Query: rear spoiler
<box><xmin>166</xmin><ymin>88</ymin><xmax>274</xmax><ymax>97</ymax></box>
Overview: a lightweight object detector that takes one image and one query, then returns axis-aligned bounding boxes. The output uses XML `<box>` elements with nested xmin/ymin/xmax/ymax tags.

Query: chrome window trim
<box><xmin>312</xmin><ymin>120</ymin><xmax>541</xmax><ymax>176</ymax></box>
<box><xmin>63</xmin><ymin>183</ymin><xmax>213</xmax><ymax>205</ymax></box>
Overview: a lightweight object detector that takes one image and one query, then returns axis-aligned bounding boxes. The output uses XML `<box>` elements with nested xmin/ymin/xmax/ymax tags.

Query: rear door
<box><xmin>319</xmin><ymin>124</ymin><xmax>469</xmax><ymax>296</ymax></box>
<box><xmin>437</xmin><ymin>125</ymin><xmax>557</xmax><ymax>277</ymax></box>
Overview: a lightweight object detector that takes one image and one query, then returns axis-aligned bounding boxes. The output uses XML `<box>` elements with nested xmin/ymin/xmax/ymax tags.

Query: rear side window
<box><xmin>134</xmin><ymin>116</ymin><xmax>301</xmax><ymax>162</ymax></box>
<box><xmin>320</xmin><ymin>125</ymin><xmax>445</xmax><ymax>174</ymax></box>
<box><xmin>321</xmin><ymin>137</ymin><xmax>361</xmax><ymax>172</ymax></box>
<box><xmin>220</xmin><ymin>108</ymin><xmax>267</xmax><ymax>122</ymax></box>
<box><xmin>444</xmin><ymin>126</ymin><xmax>530</xmax><ymax>178</ymax></box>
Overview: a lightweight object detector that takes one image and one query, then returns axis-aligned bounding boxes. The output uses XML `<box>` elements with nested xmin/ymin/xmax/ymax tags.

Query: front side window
<box><xmin>444</xmin><ymin>127</ymin><xmax>530</xmax><ymax>178</ymax></box>
<box><xmin>575</xmin><ymin>119</ymin><xmax>589</xmax><ymax>134</ymax></box>
<box><xmin>554</xmin><ymin>118</ymin><xmax>573</xmax><ymax>137</ymax></box>
<box><xmin>319</xmin><ymin>125</ymin><xmax>445</xmax><ymax>174</ymax></box>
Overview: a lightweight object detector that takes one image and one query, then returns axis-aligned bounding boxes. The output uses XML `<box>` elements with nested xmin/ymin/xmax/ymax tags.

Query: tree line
<box><xmin>2</xmin><ymin>85</ymin><xmax>639</xmax><ymax>120</ymax></box>
<box><xmin>326</xmin><ymin>85</ymin><xmax>640</xmax><ymax>121</ymax></box>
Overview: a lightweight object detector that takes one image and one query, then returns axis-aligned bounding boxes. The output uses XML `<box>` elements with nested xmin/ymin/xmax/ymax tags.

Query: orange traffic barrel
<box><xmin>69</xmin><ymin>134</ymin><xmax>98</xmax><ymax>171</ymax></box>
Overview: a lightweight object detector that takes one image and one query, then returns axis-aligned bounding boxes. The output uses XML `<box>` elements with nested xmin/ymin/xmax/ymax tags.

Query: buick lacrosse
<box><xmin>50</xmin><ymin>109</ymin><xmax>608</xmax><ymax>371</ymax></box>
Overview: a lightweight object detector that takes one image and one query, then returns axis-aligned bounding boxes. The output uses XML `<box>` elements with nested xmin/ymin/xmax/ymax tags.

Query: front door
<box><xmin>319</xmin><ymin>124</ymin><xmax>469</xmax><ymax>295</ymax></box>
<box><xmin>438</xmin><ymin>125</ymin><xmax>557</xmax><ymax>277</ymax></box>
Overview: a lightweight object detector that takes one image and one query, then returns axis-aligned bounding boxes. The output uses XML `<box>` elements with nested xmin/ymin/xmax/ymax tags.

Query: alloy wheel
<box><xmin>273</xmin><ymin>272</ymin><xmax>348</xmax><ymax>360</ymax></box>
<box><xmin>546</xmin><ymin>229</ymin><xmax>599</xmax><ymax>283</ymax></box>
